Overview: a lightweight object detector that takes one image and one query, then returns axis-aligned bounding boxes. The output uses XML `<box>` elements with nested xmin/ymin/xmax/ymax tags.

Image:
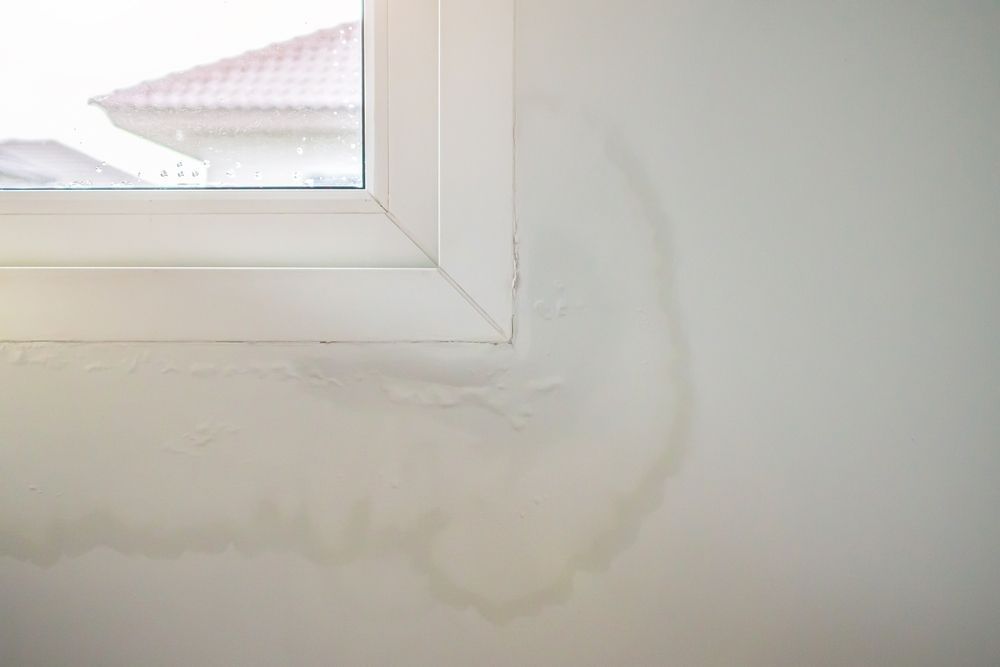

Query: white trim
<box><xmin>0</xmin><ymin>189</ymin><xmax>383</xmax><ymax>215</ymax></box>
<box><xmin>0</xmin><ymin>268</ymin><xmax>501</xmax><ymax>343</ymax></box>
<box><xmin>438</xmin><ymin>0</ymin><xmax>515</xmax><ymax>337</ymax></box>
<box><xmin>0</xmin><ymin>0</ymin><xmax>515</xmax><ymax>343</ymax></box>
<box><xmin>364</xmin><ymin>0</ymin><xmax>390</xmax><ymax>204</ymax></box>
<box><xmin>0</xmin><ymin>212</ymin><xmax>430</xmax><ymax>269</ymax></box>
<box><xmin>382</xmin><ymin>0</ymin><xmax>440</xmax><ymax>261</ymax></box>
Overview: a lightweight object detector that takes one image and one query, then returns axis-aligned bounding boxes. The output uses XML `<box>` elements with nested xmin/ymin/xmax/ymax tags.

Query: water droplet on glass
<box><xmin>177</xmin><ymin>171</ymin><xmax>184</xmax><ymax>177</ymax></box>
<box><xmin>296</xmin><ymin>147</ymin><xmax>303</xmax><ymax>155</ymax></box>
<box><xmin>254</xmin><ymin>171</ymin><xmax>261</xmax><ymax>179</ymax></box>
<box><xmin>235</xmin><ymin>161</ymin><xmax>242</xmax><ymax>169</ymax></box>
<box><xmin>176</xmin><ymin>162</ymin><xmax>184</xmax><ymax>168</ymax></box>
<box><xmin>192</xmin><ymin>170</ymin><xmax>200</xmax><ymax>177</ymax></box>
<box><xmin>95</xmin><ymin>167</ymin><xmax>103</xmax><ymax>173</ymax></box>
<box><xmin>225</xmin><ymin>170</ymin><xmax>234</xmax><ymax>177</ymax></box>
<box><xmin>160</xmin><ymin>170</ymin><xmax>168</xmax><ymax>178</ymax></box>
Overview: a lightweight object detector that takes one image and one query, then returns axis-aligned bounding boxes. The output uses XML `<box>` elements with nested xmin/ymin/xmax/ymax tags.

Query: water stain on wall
<box><xmin>0</xmin><ymin>102</ymin><xmax>691</xmax><ymax>623</ymax></box>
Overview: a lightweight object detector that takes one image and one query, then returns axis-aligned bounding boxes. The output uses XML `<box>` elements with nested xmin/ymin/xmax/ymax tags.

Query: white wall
<box><xmin>2</xmin><ymin>1</ymin><xmax>998</xmax><ymax>664</ymax></box>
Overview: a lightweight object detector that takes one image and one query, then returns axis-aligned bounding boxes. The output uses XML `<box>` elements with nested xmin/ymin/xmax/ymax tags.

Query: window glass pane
<box><xmin>0</xmin><ymin>0</ymin><xmax>363</xmax><ymax>189</ymax></box>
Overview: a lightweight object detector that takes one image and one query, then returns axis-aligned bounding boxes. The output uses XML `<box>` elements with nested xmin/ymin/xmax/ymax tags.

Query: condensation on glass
<box><xmin>0</xmin><ymin>1</ymin><xmax>363</xmax><ymax>189</ymax></box>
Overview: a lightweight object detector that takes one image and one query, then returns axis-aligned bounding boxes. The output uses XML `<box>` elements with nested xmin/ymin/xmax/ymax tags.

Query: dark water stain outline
<box><xmin>0</xmin><ymin>98</ymin><xmax>693</xmax><ymax>624</ymax></box>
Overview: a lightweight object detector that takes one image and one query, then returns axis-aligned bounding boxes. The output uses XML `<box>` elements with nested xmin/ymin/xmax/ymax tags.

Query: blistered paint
<box><xmin>0</xmin><ymin>95</ymin><xmax>689</xmax><ymax>624</ymax></box>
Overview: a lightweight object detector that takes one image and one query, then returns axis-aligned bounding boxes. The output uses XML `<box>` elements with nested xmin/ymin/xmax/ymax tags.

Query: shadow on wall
<box><xmin>0</xmin><ymin>99</ymin><xmax>692</xmax><ymax>623</ymax></box>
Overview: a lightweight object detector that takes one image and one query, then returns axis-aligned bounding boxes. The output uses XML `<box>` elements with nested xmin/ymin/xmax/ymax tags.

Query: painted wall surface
<box><xmin>2</xmin><ymin>1</ymin><xmax>998</xmax><ymax>664</ymax></box>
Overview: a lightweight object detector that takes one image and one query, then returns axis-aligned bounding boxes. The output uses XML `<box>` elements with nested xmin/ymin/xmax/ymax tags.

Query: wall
<box><xmin>2</xmin><ymin>1</ymin><xmax>999</xmax><ymax>664</ymax></box>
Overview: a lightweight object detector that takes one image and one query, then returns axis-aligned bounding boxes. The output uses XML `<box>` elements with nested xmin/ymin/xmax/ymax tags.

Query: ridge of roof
<box><xmin>91</xmin><ymin>21</ymin><xmax>362</xmax><ymax>112</ymax></box>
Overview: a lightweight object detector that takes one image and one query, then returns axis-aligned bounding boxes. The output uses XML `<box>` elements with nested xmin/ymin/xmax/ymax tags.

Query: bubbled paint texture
<box><xmin>0</xmin><ymin>77</ymin><xmax>687</xmax><ymax>627</ymax></box>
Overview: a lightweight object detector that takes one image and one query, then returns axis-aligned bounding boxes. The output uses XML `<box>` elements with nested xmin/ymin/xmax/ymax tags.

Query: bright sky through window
<box><xmin>0</xmin><ymin>0</ymin><xmax>363</xmax><ymax>189</ymax></box>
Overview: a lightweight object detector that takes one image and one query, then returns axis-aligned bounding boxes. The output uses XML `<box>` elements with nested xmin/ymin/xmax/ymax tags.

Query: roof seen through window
<box><xmin>0</xmin><ymin>0</ymin><xmax>364</xmax><ymax>189</ymax></box>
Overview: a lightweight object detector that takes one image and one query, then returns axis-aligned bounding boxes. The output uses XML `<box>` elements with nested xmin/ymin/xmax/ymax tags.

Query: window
<box><xmin>0</xmin><ymin>0</ymin><xmax>515</xmax><ymax>343</ymax></box>
<box><xmin>1</xmin><ymin>1</ymin><xmax>364</xmax><ymax>190</ymax></box>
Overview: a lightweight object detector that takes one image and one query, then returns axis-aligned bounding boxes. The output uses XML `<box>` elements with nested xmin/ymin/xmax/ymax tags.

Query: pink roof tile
<box><xmin>92</xmin><ymin>22</ymin><xmax>361</xmax><ymax>112</ymax></box>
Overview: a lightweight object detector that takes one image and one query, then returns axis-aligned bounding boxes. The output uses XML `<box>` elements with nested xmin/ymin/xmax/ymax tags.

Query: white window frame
<box><xmin>0</xmin><ymin>0</ymin><xmax>514</xmax><ymax>343</ymax></box>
